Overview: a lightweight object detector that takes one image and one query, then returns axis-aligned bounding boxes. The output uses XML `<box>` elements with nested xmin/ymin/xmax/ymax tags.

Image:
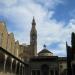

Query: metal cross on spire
<box><xmin>43</xmin><ymin>44</ymin><xmax>46</xmax><ymax>49</ymax></box>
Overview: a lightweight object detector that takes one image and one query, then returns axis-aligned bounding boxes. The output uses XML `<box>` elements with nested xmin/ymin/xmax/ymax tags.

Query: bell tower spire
<box><xmin>32</xmin><ymin>16</ymin><xmax>36</xmax><ymax>25</ymax></box>
<box><xmin>30</xmin><ymin>17</ymin><xmax>37</xmax><ymax>56</ymax></box>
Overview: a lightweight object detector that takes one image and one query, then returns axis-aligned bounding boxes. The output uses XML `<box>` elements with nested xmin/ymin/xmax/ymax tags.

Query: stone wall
<box><xmin>0</xmin><ymin>22</ymin><xmax>8</xmax><ymax>50</ymax></box>
<box><xmin>0</xmin><ymin>22</ymin><xmax>24</xmax><ymax>60</ymax></box>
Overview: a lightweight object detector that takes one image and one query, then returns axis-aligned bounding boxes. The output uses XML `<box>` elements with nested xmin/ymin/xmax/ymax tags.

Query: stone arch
<box><xmin>12</xmin><ymin>59</ymin><xmax>16</xmax><ymax>73</ymax></box>
<box><xmin>0</xmin><ymin>52</ymin><xmax>5</xmax><ymax>72</ymax></box>
<box><xmin>16</xmin><ymin>62</ymin><xmax>20</xmax><ymax>75</ymax></box>
<box><xmin>41</xmin><ymin>64</ymin><xmax>49</xmax><ymax>75</ymax></box>
<box><xmin>5</xmin><ymin>56</ymin><xmax>12</xmax><ymax>73</ymax></box>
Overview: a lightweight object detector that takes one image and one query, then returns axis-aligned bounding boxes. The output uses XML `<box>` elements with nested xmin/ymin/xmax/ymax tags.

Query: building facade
<box><xmin>0</xmin><ymin>18</ymin><xmax>67</xmax><ymax>75</ymax></box>
<box><xmin>29</xmin><ymin>45</ymin><xmax>67</xmax><ymax>75</ymax></box>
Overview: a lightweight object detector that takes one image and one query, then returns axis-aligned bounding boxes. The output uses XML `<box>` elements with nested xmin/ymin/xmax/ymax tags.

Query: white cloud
<box><xmin>35</xmin><ymin>0</ymin><xmax>64</xmax><ymax>9</ymax></box>
<box><xmin>0</xmin><ymin>0</ymin><xmax>74</xmax><ymax>57</ymax></box>
<box><xmin>0</xmin><ymin>0</ymin><xmax>17</xmax><ymax>7</ymax></box>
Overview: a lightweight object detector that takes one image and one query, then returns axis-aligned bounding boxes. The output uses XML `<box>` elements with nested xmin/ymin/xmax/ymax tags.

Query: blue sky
<box><xmin>0</xmin><ymin>0</ymin><xmax>75</xmax><ymax>56</ymax></box>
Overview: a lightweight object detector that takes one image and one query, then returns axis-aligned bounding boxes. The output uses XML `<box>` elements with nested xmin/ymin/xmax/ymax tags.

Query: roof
<box><xmin>38</xmin><ymin>48</ymin><xmax>52</xmax><ymax>54</ymax></box>
<box><xmin>30</xmin><ymin>56</ymin><xmax>58</xmax><ymax>62</ymax></box>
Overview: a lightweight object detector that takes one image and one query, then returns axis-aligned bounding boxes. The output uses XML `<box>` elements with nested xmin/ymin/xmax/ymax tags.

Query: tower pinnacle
<box><xmin>32</xmin><ymin>17</ymin><xmax>36</xmax><ymax>25</ymax></box>
<box><xmin>30</xmin><ymin>17</ymin><xmax>37</xmax><ymax>56</ymax></box>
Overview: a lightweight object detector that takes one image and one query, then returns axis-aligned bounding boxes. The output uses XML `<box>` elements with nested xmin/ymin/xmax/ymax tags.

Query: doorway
<box><xmin>41</xmin><ymin>64</ymin><xmax>49</xmax><ymax>75</ymax></box>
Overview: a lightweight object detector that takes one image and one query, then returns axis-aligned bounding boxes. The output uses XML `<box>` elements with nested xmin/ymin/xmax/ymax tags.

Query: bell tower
<box><xmin>30</xmin><ymin>17</ymin><xmax>37</xmax><ymax>56</ymax></box>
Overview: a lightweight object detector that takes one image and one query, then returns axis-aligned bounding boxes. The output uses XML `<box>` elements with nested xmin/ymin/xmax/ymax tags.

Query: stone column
<box><xmin>23</xmin><ymin>65</ymin><xmax>25</xmax><ymax>75</ymax></box>
<box><xmin>4</xmin><ymin>55</ymin><xmax>7</xmax><ymax>73</ymax></box>
<box><xmin>10</xmin><ymin>58</ymin><xmax>14</xmax><ymax>74</ymax></box>
<box><xmin>23</xmin><ymin>66</ymin><xmax>25</xmax><ymax>75</ymax></box>
<box><xmin>54</xmin><ymin>70</ymin><xmax>55</xmax><ymax>75</ymax></box>
<box><xmin>19</xmin><ymin>63</ymin><xmax>21</xmax><ymax>75</ymax></box>
<box><xmin>21</xmin><ymin>65</ymin><xmax>23</xmax><ymax>75</ymax></box>
<box><xmin>15</xmin><ymin>61</ymin><xmax>17</xmax><ymax>74</ymax></box>
<box><xmin>22</xmin><ymin>65</ymin><xmax>24</xmax><ymax>75</ymax></box>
